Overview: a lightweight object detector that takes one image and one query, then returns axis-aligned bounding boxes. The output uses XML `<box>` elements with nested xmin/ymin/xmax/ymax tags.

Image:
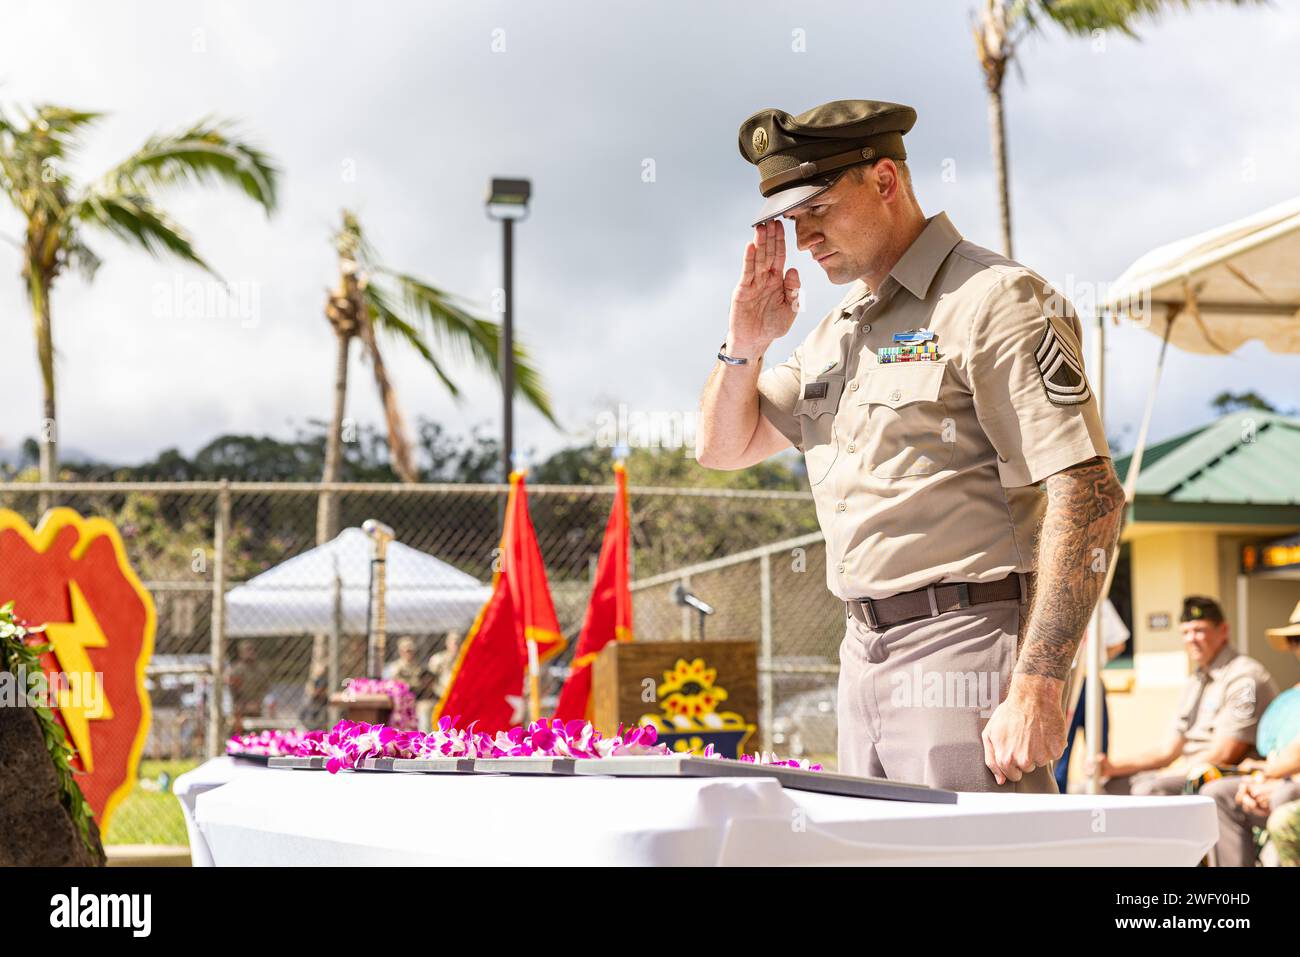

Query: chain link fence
<box><xmin>0</xmin><ymin>481</ymin><xmax>843</xmax><ymax>844</ymax></box>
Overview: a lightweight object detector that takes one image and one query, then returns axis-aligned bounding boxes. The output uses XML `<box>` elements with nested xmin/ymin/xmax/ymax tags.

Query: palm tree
<box><xmin>0</xmin><ymin>106</ymin><xmax>278</xmax><ymax>488</ymax></box>
<box><xmin>973</xmin><ymin>0</ymin><xmax>1262</xmax><ymax>258</ymax></box>
<box><xmin>317</xmin><ymin>211</ymin><xmax>557</xmax><ymax>540</ymax></box>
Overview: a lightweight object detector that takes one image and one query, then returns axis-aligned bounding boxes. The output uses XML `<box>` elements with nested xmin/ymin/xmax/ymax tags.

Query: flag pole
<box><xmin>513</xmin><ymin>461</ymin><xmax>543</xmax><ymax>724</ymax></box>
<box><xmin>527</xmin><ymin>637</ymin><xmax>541</xmax><ymax>723</ymax></box>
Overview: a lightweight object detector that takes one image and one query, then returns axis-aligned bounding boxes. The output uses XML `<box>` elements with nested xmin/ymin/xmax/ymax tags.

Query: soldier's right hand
<box><xmin>727</xmin><ymin>220</ymin><xmax>800</xmax><ymax>360</ymax></box>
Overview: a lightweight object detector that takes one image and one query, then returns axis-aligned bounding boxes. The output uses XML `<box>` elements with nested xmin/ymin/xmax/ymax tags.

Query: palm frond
<box><xmin>364</xmin><ymin>282</ymin><xmax>462</xmax><ymax>397</ymax></box>
<box><xmin>387</xmin><ymin>269</ymin><xmax>496</xmax><ymax>365</ymax></box>
<box><xmin>31</xmin><ymin>105</ymin><xmax>103</xmax><ymax>136</ymax></box>
<box><xmin>102</xmin><ymin>118</ymin><xmax>279</xmax><ymax>214</ymax></box>
<box><xmin>1029</xmin><ymin>0</ymin><xmax>1264</xmax><ymax>39</ymax></box>
<box><xmin>63</xmin><ymin>237</ymin><xmax>102</xmax><ymax>282</ymax></box>
<box><xmin>0</xmin><ymin>112</ymin><xmax>76</xmax><ymax>215</ymax></box>
<box><xmin>74</xmin><ymin>192</ymin><xmax>212</xmax><ymax>274</ymax></box>
<box><xmin>12</xmin><ymin>105</ymin><xmax>103</xmax><ymax>170</ymax></box>
<box><xmin>516</xmin><ymin>360</ymin><xmax>558</xmax><ymax>429</ymax></box>
<box><xmin>386</xmin><ymin>269</ymin><xmax>558</xmax><ymax>426</ymax></box>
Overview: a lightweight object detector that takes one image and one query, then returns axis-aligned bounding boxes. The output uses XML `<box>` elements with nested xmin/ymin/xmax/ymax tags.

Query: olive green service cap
<box><xmin>738</xmin><ymin>99</ymin><xmax>917</xmax><ymax>226</ymax></box>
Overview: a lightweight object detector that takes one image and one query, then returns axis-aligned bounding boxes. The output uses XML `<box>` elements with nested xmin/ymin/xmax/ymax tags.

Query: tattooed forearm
<box><xmin>1016</xmin><ymin>457</ymin><xmax>1126</xmax><ymax>681</ymax></box>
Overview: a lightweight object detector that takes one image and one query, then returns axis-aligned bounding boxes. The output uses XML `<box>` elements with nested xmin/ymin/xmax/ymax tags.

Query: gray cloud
<box><xmin>0</xmin><ymin>0</ymin><xmax>1295</xmax><ymax>467</ymax></box>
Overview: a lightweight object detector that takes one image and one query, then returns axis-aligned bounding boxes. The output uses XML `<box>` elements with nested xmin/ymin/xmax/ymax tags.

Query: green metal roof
<box><xmin>1113</xmin><ymin>412</ymin><xmax>1300</xmax><ymax>518</ymax></box>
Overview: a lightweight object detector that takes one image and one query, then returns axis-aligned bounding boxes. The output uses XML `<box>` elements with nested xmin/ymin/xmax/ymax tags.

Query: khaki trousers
<box><xmin>1102</xmin><ymin>770</ymin><xmax>1188</xmax><ymax>796</ymax></box>
<box><xmin>1201</xmin><ymin>776</ymin><xmax>1300</xmax><ymax>867</ymax></box>
<box><xmin>837</xmin><ymin>596</ymin><xmax>1057</xmax><ymax>793</ymax></box>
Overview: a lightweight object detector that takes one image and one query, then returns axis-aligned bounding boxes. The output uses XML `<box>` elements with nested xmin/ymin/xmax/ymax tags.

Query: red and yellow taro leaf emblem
<box><xmin>0</xmin><ymin>508</ymin><xmax>155</xmax><ymax>829</ymax></box>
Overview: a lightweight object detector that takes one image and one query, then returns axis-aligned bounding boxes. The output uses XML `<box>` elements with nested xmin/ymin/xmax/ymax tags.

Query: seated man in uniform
<box><xmin>1093</xmin><ymin>596</ymin><xmax>1277</xmax><ymax>795</ymax></box>
<box><xmin>1201</xmin><ymin>601</ymin><xmax>1300</xmax><ymax>865</ymax></box>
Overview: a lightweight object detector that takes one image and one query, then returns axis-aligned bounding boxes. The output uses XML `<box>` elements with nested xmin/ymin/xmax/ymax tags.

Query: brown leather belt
<box><xmin>845</xmin><ymin>573</ymin><xmax>1030</xmax><ymax>631</ymax></box>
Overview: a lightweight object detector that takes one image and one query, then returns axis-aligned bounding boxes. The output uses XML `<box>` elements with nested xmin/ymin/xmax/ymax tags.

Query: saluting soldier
<box><xmin>696</xmin><ymin>99</ymin><xmax>1126</xmax><ymax>792</ymax></box>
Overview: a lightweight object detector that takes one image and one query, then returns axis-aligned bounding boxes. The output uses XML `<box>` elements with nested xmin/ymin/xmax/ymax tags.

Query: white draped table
<box><xmin>176</xmin><ymin>759</ymin><xmax>1217</xmax><ymax>866</ymax></box>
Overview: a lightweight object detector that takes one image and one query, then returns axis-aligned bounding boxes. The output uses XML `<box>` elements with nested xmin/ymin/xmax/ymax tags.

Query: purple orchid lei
<box><xmin>312</xmin><ymin>716</ymin><xmax>674</xmax><ymax>773</ymax></box>
<box><xmin>226</xmin><ymin>728</ymin><xmax>327</xmax><ymax>758</ymax></box>
<box><xmin>340</xmin><ymin>677</ymin><xmax>417</xmax><ymax>731</ymax></box>
<box><xmin>227</xmin><ymin>717</ymin><xmax>822</xmax><ymax>774</ymax></box>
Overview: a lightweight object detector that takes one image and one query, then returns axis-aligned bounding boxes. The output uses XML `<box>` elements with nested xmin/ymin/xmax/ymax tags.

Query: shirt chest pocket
<box><xmin>793</xmin><ymin>372</ymin><xmax>845</xmax><ymax>486</ymax></box>
<box><xmin>858</xmin><ymin>363</ymin><xmax>954</xmax><ymax>478</ymax></box>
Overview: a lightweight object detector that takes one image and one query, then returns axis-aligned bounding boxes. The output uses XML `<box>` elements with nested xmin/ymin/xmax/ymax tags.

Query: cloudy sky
<box><xmin>1</xmin><ymin>0</ymin><xmax>1296</xmax><ymax>469</ymax></box>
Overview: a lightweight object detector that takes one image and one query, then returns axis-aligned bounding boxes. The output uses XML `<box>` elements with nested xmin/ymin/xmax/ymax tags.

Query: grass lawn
<box><xmin>103</xmin><ymin>759</ymin><xmax>199</xmax><ymax>846</ymax></box>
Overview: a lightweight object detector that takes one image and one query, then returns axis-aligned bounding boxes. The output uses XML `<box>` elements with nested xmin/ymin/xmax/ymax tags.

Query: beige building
<box><xmin>1103</xmin><ymin>410</ymin><xmax>1300</xmax><ymax>754</ymax></box>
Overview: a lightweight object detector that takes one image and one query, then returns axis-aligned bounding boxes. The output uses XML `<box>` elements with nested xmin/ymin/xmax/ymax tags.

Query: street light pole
<box><xmin>486</xmin><ymin>177</ymin><xmax>531</xmax><ymax>484</ymax></box>
<box><xmin>500</xmin><ymin>214</ymin><xmax>514</xmax><ymax>482</ymax></box>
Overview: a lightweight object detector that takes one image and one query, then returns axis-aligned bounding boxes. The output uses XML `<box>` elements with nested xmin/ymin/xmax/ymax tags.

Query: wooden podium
<box><xmin>591</xmin><ymin>640</ymin><xmax>758</xmax><ymax>758</ymax></box>
<box><xmin>328</xmin><ymin>691</ymin><xmax>392</xmax><ymax>725</ymax></box>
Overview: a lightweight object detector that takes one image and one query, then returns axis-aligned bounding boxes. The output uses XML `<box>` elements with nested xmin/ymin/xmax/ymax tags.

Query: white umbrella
<box><xmin>225</xmin><ymin>526</ymin><xmax>490</xmax><ymax>638</ymax></box>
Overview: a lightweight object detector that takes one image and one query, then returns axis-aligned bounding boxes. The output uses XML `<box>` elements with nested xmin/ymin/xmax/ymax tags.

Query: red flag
<box><xmin>554</xmin><ymin>461</ymin><xmax>633</xmax><ymax>722</ymax></box>
<box><xmin>434</xmin><ymin>471</ymin><xmax>565</xmax><ymax>732</ymax></box>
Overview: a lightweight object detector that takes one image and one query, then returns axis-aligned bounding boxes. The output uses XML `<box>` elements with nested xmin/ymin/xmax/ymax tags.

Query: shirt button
<box><xmin>849</xmin><ymin>380</ymin><xmax>859</xmax><ymax>392</ymax></box>
<box><xmin>847</xmin><ymin>443</ymin><xmax>856</xmax><ymax>453</ymax></box>
<box><xmin>837</xmin><ymin>564</ymin><xmax>846</xmax><ymax>575</ymax></box>
<box><xmin>862</xmin><ymin>323</ymin><xmax>871</xmax><ymax>333</ymax></box>
<box><xmin>889</xmin><ymin>389</ymin><xmax>902</xmax><ymax>403</ymax></box>
<box><xmin>837</xmin><ymin>501</ymin><xmax>847</xmax><ymax>512</ymax></box>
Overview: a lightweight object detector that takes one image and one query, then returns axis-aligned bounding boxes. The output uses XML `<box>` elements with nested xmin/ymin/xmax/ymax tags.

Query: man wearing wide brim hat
<box><xmin>696</xmin><ymin>98</ymin><xmax>1123</xmax><ymax>792</ymax></box>
<box><xmin>1266</xmin><ymin>601</ymin><xmax>1300</xmax><ymax>653</ymax></box>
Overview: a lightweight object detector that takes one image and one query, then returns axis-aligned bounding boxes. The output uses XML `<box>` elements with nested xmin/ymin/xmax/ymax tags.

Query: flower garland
<box><xmin>339</xmin><ymin>677</ymin><xmax>417</xmax><ymax>731</ymax></box>
<box><xmin>228</xmin><ymin>716</ymin><xmax>822</xmax><ymax>775</ymax></box>
<box><xmin>0</xmin><ymin>602</ymin><xmax>97</xmax><ymax>855</ymax></box>
<box><xmin>225</xmin><ymin>728</ymin><xmax>326</xmax><ymax>757</ymax></box>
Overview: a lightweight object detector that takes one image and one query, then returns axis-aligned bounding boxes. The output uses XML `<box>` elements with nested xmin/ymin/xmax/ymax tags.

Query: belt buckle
<box><xmin>859</xmin><ymin>598</ymin><xmax>879</xmax><ymax>629</ymax></box>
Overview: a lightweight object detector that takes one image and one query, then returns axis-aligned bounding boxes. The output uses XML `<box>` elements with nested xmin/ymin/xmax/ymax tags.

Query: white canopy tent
<box><xmin>1080</xmin><ymin>196</ymin><xmax>1300</xmax><ymax>791</ymax></box>
<box><xmin>225</xmin><ymin>526</ymin><xmax>491</xmax><ymax>639</ymax></box>
<box><xmin>1105</xmin><ymin>195</ymin><xmax>1300</xmax><ymax>355</ymax></box>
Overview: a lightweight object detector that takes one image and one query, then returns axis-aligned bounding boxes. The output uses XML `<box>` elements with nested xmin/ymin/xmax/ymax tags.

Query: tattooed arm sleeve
<box><xmin>1016</xmin><ymin>457</ymin><xmax>1126</xmax><ymax>682</ymax></box>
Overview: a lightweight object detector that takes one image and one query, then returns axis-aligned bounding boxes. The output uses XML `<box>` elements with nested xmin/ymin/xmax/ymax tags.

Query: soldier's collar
<box><xmin>1200</xmin><ymin>643</ymin><xmax>1237</xmax><ymax>677</ymax></box>
<box><xmin>834</xmin><ymin>280</ymin><xmax>873</xmax><ymax>319</ymax></box>
<box><xmin>888</xmin><ymin>211</ymin><xmax>962</xmax><ymax>301</ymax></box>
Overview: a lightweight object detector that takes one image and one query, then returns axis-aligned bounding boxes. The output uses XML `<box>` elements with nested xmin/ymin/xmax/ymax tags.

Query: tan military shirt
<box><xmin>1173</xmin><ymin>644</ymin><xmax>1278</xmax><ymax>763</ymax></box>
<box><xmin>757</xmin><ymin>212</ymin><xmax>1110</xmax><ymax>601</ymax></box>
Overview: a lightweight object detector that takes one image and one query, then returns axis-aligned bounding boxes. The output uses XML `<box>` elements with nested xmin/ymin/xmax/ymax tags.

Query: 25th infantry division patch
<box><xmin>1034</xmin><ymin>319</ymin><xmax>1091</xmax><ymax>406</ymax></box>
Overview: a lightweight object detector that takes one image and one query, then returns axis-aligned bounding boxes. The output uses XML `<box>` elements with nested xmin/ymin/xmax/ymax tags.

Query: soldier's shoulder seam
<box><xmin>1230</xmin><ymin>656</ymin><xmax>1274</xmax><ymax>679</ymax></box>
<box><xmin>944</xmin><ymin>252</ymin><xmax>1040</xmax><ymax>303</ymax></box>
<box><xmin>947</xmin><ymin>238</ymin><xmax>1028</xmax><ymax>273</ymax></box>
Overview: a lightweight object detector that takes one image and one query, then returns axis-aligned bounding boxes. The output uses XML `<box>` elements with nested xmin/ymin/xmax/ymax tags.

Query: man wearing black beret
<box><xmin>1094</xmin><ymin>596</ymin><xmax>1277</xmax><ymax>795</ymax></box>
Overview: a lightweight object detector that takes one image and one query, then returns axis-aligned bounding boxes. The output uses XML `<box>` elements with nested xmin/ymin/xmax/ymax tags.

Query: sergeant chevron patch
<box><xmin>1034</xmin><ymin>320</ymin><xmax>1091</xmax><ymax>406</ymax></box>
